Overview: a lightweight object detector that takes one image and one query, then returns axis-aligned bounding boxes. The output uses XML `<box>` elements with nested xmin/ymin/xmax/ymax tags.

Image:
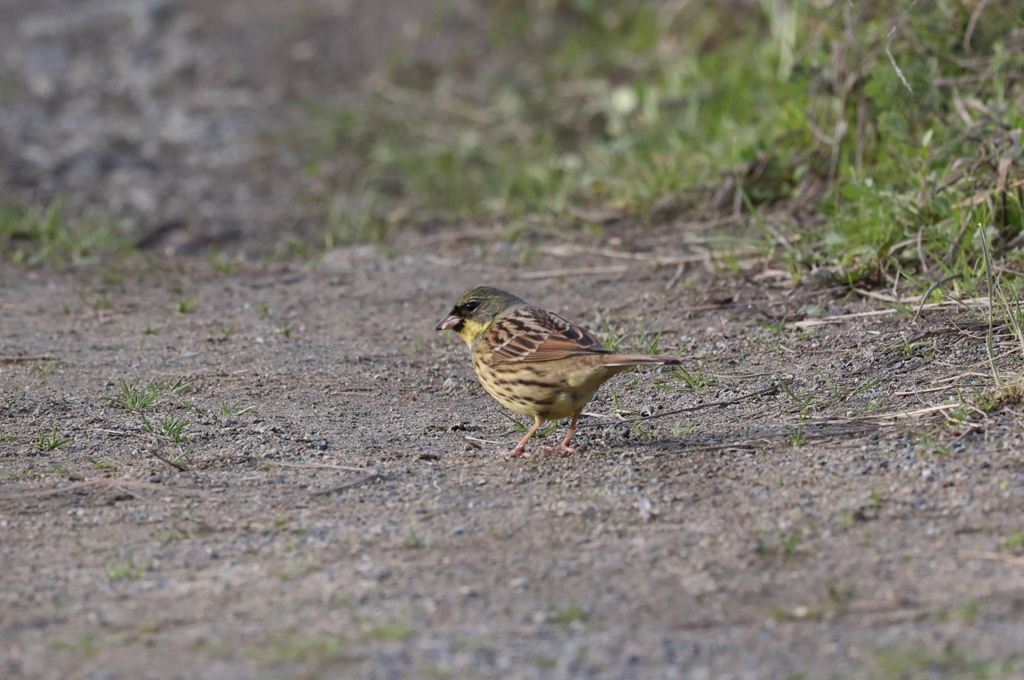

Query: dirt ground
<box><xmin>3</xmin><ymin>233</ymin><xmax>1024</xmax><ymax>680</ymax></box>
<box><xmin>4</xmin><ymin>1</ymin><xmax>1024</xmax><ymax>679</ymax></box>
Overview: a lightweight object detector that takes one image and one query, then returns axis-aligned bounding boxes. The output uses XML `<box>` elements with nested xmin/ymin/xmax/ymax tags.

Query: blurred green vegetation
<box><xmin>314</xmin><ymin>0</ymin><xmax>1024</xmax><ymax>287</ymax></box>
<box><xmin>3</xmin><ymin>0</ymin><xmax>1022</xmax><ymax>287</ymax></box>
<box><xmin>0</xmin><ymin>200</ymin><xmax>129</xmax><ymax>267</ymax></box>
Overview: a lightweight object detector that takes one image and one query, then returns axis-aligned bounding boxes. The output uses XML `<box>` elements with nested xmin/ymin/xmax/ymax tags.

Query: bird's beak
<box><xmin>435</xmin><ymin>314</ymin><xmax>462</xmax><ymax>331</ymax></box>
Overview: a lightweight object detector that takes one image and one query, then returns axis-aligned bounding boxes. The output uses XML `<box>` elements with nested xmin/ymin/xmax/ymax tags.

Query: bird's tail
<box><xmin>602</xmin><ymin>354</ymin><xmax>684</xmax><ymax>368</ymax></box>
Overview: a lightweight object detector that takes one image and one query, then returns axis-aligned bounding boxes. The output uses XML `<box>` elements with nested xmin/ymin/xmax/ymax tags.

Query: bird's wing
<box><xmin>486</xmin><ymin>305</ymin><xmax>607</xmax><ymax>363</ymax></box>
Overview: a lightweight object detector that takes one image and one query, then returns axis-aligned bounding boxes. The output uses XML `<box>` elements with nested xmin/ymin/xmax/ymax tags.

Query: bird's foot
<box><xmin>500</xmin><ymin>446</ymin><xmax>534</xmax><ymax>459</ymax></box>
<box><xmin>541</xmin><ymin>443</ymin><xmax>578</xmax><ymax>455</ymax></box>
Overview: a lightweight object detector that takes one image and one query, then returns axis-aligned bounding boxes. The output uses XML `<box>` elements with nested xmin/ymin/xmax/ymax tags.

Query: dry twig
<box><xmin>580</xmin><ymin>384</ymin><xmax>779</xmax><ymax>428</ymax></box>
<box><xmin>260</xmin><ymin>460</ymin><xmax>375</xmax><ymax>474</ymax></box>
<box><xmin>0</xmin><ymin>356</ymin><xmax>59</xmax><ymax>365</ymax></box>
<box><xmin>514</xmin><ymin>266</ymin><xmax>630</xmax><ymax>280</ymax></box>
<box><xmin>312</xmin><ymin>473</ymin><xmax>380</xmax><ymax>496</ymax></box>
<box><xmin>0</xmin><ymin>478</ymin><xmax>206</xmax><ymax>503</ymax></box>
<box><xmin>885</xmin><ymin>0</ymin><xmax>920</xmax><ymax>93</ymax></box>
<box><xmin>790</xmin><ymin>298</ymin><xmax>992</xmax><ymax>329</ymax></box>
<box><xmin>960</xmin><ymin>550</ymin><xmax>1024</xmax><ymax>568</ymax></box>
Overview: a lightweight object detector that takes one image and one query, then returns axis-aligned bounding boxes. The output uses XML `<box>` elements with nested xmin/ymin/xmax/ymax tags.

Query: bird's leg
<box><xmin>543</xmin><ymin>410</ymin><xmax>581</xmax><ymax>454</ymax></box>
<box><xmin>502</xmin><ymin>415</ymin><xmax>543</xmax><ymax>459</ymax></box>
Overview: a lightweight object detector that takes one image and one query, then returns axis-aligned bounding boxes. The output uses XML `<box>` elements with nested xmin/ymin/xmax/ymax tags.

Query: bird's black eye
<box><xmin>462</xmin><ymin>300</ymin><xmax>479</xmax><ymax>313</ymax></box>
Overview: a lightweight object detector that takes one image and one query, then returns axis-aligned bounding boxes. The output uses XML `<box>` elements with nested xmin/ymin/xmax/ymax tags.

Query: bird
<box><xmin>435</xmin><ymin>286</ymin><xmax>684</xmax><ymax>458</ymax></box>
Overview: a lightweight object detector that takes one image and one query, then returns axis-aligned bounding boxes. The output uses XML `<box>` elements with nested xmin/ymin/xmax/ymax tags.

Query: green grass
<box><xmin>661</xmin><ymin>360</ymin><xmax>717</xmax><ymax>392</ymax></box>
<box><xmin>552</xmin><ymin>599</ymin><xmax>587</xmax><ymax>628</ymax></box>
<box><xmin>220</xmin><ymin>400</ymin><xmax>255</xmax><ymax>417</ymax></box>
<box><xmin>0</xmin><ymin>200</ymin><xmax>129</xmax><ymax>266</ymax></box>
<box><xmin>499</xmin><ymin>412</ymin><xmax>557</xmax><ymax>438</ymax></box>
<box><xmin>173</xmin><ymin>294</ymin><xmax>199</xmax><ymax>314</ymax></box>
<box><xmin>260</xmin><ymin>630</ymin><xmax>347</xmax><ymax>666</ymax></box>
<box><xmin>209</xmin><ymin>251</ymin><xmax>239</xmax><ymax>275</ymax></box>
<box><xmin>103</xmin><ymin>555</ymin><xmax>151</xmax><ymax>581</ymax></box>
<box><xmin>51</xmin><ymin>632</ymin><xmax>102</xmax><ymax>657</ymax></box>
<box><xmin>141</xmin><ymin>414</ymin><xmax>192</xmax><ymax>443</ymax></box>
<box><xmin>873</xmin><ymin>645</ymin><xmax>1021</xmax><ymax>680</ymax></box>
<box><xmin>103</xmin><ymin>378</ymin><xmax>190</xmax><ymax>412</ymax></box>
<box><xmin>255</xmin><ymin>619</ymin><xmax>411</xmax><ymax>669</ymax></box>
<box><xmin>34</xmin><ymin>424</ymin><xmax>71</xmax><ymax>451</ymax></box>
<box><xmin>310</xmin><ymin>0</ymin><xmax>1023</xmax><ymax>287</ymax></box>
<box><xmin>367</xmin><ymin>620</ymin><xmax>412</xmax><ymax>641</ymax></box>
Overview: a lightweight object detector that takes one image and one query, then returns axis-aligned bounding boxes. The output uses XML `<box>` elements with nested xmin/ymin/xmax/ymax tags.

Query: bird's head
<box><xmin>435</xmin><ymin>286</ymin><xmax>524</xmax><ymax>346</ymax></box>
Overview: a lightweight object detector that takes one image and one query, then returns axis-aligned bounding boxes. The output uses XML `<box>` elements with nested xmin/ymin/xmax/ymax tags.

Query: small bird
<box><xmin>435</xmin><ymin>286</ymin><xmax>684</xmax><ymax>457</ymax></box>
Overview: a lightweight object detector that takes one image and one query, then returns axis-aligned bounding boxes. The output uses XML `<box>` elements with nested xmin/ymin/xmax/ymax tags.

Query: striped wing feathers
<box><xmin>485</xmin><ymin>305</ymin><xmax>606</xmax><ymax>363</ymax></box>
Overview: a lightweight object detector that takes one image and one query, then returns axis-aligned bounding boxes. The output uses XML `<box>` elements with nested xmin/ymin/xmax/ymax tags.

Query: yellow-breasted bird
<box><xmin>435</xmin><ymin>286</ymin><xmax>684</xmax><ymax>458</ymax></box>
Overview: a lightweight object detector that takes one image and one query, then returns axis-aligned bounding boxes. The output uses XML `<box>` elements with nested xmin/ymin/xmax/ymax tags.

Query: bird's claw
<box><xmin>541</xmin><ymin>444</ymin><xmax>578</xmax><ymax>455</ymax></box>
<box><xmin>501</xmin><ymin>447</ymin><xmax>533</xmax><ymax>459</ymax></box>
